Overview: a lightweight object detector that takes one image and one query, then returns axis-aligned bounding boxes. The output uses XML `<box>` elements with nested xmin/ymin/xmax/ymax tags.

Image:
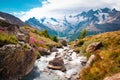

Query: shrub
<box><xmin>50</xmin><ymin>36</ymin><xmax>58</xmax><ymax>42</ymax></box>
<box><xmin>23</xmin><ymin>26</ymin><xmax>30</xmax><ymax>29</ymax></box>
<box><xmin>39</xmin><ymin>30</ymin><xmax>50</xmax><ymax>38</ymax></box>
<box><xmin>0</xmin><ymin>32</ymin><xmax>18</xmax><ymax>46</ymax></box>
<box><xmin>79</xmin><ymin>29</ymin><xmax>87</xmax><ymax>39</ymax></box>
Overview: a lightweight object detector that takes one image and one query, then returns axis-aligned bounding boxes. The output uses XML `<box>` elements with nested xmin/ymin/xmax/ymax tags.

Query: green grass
<box><xmin>70</xmin><ymin>31</ymin><xmax>120</xmax><ymax>80</ymax></box>
<box><xmin>0</xmin><ymin>32</ymin><xmax>18</xmax><ymax>46</ymax></box>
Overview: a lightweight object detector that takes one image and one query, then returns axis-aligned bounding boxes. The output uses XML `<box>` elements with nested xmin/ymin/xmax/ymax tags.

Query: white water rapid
<box><xmin>23</xmin><ymin>46</ymin><xmax>87</xmax><ymax>80</ymax></box>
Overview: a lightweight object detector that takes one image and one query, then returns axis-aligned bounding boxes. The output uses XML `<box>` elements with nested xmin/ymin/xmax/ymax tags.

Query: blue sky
<box><xmin>0</xmin><ymin>0</ymin><xmax>120</xmax><ymax>21</ymax></box>
<box><xmin>0</xmin><ymin>0</ymin><xmax>43</xmax><ymax>13</ymax></box>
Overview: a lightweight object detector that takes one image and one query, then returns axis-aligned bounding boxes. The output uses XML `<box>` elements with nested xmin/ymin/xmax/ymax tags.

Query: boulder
<box><xmin>16</xmin><ymin>34</ymin><xmax>29</xmax><ymax>43</ymax></box>
<box><xmin>0</xmin><ymin>44</ymin><xmax>37</xmax><ymax>80</ymax></box>
<box><xmin>86</xmin><ymin>42</ymin><xmax>102</xmax><ymax>53</ymax></box>
<box><xmin>15</xmin><ymin>27</ymin><xmax>30</xmax><ymax>43</ymax></box>
<box><xmin>59</xmin><ymin>39</ymin><xmax>67</xmax><ymax>46</ymax></box>
<box><xmin>38</xmin><ymin>48</ymin><xmax>50</xmax><ymax>56</ymax></box>
<box><xmin>47</xmin><ymin>57</ymin><xmax>66</xmax><ymax>72</ymax></box>
<box><xmin>0</xmin><ymin>18</ymin><xmax>37</xmax><ymax>80</ymax></box>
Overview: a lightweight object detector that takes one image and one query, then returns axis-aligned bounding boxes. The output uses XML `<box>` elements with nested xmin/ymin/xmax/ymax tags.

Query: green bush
<box><xmin>79</xmin><ymin>29</ymin><xmax>87</xmax><ymax>39</ymax></box>
<box><xmin>0</xmin><ymin>32</ymin><xmax>18</xmax><ymax>46</ymax></box>
<box><xmin>36</xmin><ymin>51</ymin><xmax>41</xmax><ymax>59</ymax></box>
<box><xmin>50</xmin><ymin>36</ymin><xmax>58</xmax><ymax>42</ymax></box>
<box><xmin>39</xmin><ymin>30</ymin><xmax>50</xmax><ymax>38</ymax></box>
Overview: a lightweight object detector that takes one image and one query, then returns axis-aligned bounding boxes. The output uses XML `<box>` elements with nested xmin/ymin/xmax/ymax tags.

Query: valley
<box><xmin>0</xmin><ymin>7</ymin><xmax>120</xmax><ymax>80</ymax></box>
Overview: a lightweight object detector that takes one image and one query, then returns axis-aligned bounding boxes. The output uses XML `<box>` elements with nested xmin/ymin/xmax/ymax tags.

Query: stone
<box><xmin>16</xmin><ymin>27</ymin><xmax>30</xmax><ymax>43</ymax></box>
<box><xmin>50</xmin><ymin>47</ymin><xmax>58</xmax><ymax>52</ymax></box>
<box><xmin>56</xmin><ymin>51</ymin><xmax>66</xmax><ymax>58</ymax></box>
<box><xmin>59</xmin><ymin>39</ymin><xmax>67</xmax><ymax>46</ymax></box>
<box><xmin>16</xmin><ymin>32</ymin><xmax>29</xmax><ymax>43</ymax></box>
<box><xmin>86</xmin><ymin>42</ymin><xmax>102</xmax><ymax>53</ymax></box>
<box><xmin>38</xmin><ymin>48</ymin><xmax>50</xmax><ymax>56</ymax></box>
<box><xmin>0</xmin><ymin>44</ymin><xmax>37</xmax><ymax>80</ymax></box>
<box><xmin>47</xmin><ymin>57</ymin><xmax>66</xmax><ymax>72</ymax></box>
<box><xmin>104</xmin><ymin>73</ymin><xmax>120</xmax><ymax>80</ymax></box>
<box><xmin>85</xmin><ymin>55</ymin><xmax>96</xmax><ymax>68</ymax></box>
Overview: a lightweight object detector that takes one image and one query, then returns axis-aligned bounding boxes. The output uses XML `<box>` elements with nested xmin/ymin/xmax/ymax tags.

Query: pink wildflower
<box><xmin>38</xmin><ymin>40</ymin><xmax>45</xmax><ymax>44</ymax></box>
<box><xmin>29</xmin><ymin>37</ymin><xmax>35</xmax><ymax>44</ymax></box>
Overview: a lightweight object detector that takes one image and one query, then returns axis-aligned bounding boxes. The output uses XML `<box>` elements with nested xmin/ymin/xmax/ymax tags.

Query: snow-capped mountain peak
<box><xmin>25</xmin><ymin>8</ymin><xmax>120</xmax><ymax>40</ymax></box>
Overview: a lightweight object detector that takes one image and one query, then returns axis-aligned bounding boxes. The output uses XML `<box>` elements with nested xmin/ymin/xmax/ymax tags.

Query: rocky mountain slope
<box><xmin>25</xmin><ymin>8</ymin><xmax>120</xmax><ymax>40</ymax></box>
<box><xmin>0</xmin><ymin>12</ymin><xmax>26</xmax><ymax>26</ymax></box>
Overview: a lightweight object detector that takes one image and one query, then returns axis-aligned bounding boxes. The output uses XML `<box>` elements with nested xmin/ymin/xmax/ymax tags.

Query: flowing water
<box><xmin>23</xmin><ymin>46</ymin><xmax>87</xmax><ymax>80</ymax></box>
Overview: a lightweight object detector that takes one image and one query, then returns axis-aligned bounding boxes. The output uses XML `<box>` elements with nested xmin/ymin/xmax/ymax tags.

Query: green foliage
<box><xmin>33</xmin><ymin>29</ymin><xmax>50</xmax><ymax>38</ymax></box>
<box><xmin>50</xmin><ymin>36</ymin><xmax>58</xmax><ymax>42</ymax></box>
<box><xmin>79</xmin><ymin>29</ymin><xmax>87</xmax><ymax>39</ymax></box>
<box><xmin>36</xmin><ymin>51</ymin><xmax>41</xmax><ymax>59</ymax></box>
<box><xmin>23</xmin><ymin>26</ymin><xmax>30</xmax><ymax>29</ymax></box>
<box><xmin>0</xmin><ymin>32</ymin><xmax>18</xmax><ymax>46</ymax></box>
<box><xmin>33</xmin><ymin>29</ymin><xmax>59</xmax><ymax>42</ymax></box>
<box><xmin>33</xmin><ymin>29</ymin><xmax>39</xmax><ymax>34</ymax></box>
<box><xmin>40</xmin><ymin>30</ymin><xmax>50</xmax><ymax>38</ymax></box>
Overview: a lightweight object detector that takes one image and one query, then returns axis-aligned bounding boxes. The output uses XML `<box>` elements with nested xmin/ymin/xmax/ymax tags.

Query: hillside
<box><xmin>23</xmin><ymin>26</ymin><xmax>61</xmax><ymax>56</ymax></box>
<box><xmin>0</xmin><ymin>12</ymin><xmax>61</xmax><ymax>79</ymax></box>
<box><xmin>0</xmin><ymin>12</ymin><xmax>26</xmax><ymax>26</ymax></box>
<box><xmin>70</xmin><ymin>30</ymin><xmax>120</xmax><ymax>80</ymax></box>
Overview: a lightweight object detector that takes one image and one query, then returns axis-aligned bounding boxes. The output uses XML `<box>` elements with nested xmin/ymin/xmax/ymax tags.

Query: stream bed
<box><xmin>23</xmin><ymin>46</ymin><xmax>87</xmax><ymax>80</ymax></box>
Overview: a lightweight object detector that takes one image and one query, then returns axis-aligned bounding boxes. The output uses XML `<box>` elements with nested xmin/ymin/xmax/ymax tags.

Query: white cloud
<box><xmin>13</xmin><ymin>0</ymin><xmax>120</xmax><ymax>21</ymax></box>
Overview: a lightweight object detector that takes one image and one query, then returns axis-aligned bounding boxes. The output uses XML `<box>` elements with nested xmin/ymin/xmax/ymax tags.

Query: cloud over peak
<box><xmin>13</xmin><ymin>0</ymin><xmax>120</xmax><ymax>21</ymax></box>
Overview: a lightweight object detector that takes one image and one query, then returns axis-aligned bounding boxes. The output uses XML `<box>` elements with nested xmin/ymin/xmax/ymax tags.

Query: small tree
<box><xmin>41</xmin><ymin>30</ymin><xmax>50</xmax><ymax>38</ymax></box>
<box><xmin>79</xmin><ymin>29</ymin><xmax>87</xmax><ymax>39</ymax></box>
<box><xmin>51</xmin><ymin>36</ymin><xmax>58</xmax><ymax>42</ymax></box>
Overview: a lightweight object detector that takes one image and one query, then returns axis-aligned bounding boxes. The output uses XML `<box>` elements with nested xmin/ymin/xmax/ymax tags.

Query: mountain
<box><xmin>0</xmin><ymin>12</ymin><xmax>26</xmax><ymax>26</ymax></box>
<box><xmin>25</xmin><ymin>17</ymin><xmax>58</xmax><ymax>36</ymax></box>
<box><xmin>25</xmin><ymin>8</ymin><xmax>120</xmax><ymax>40</ymax></box>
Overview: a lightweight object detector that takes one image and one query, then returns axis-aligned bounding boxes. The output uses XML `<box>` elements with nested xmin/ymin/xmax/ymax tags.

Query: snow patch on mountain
<box><xmin>25</xmin><ymin>8</ymin><xmax>120</xmax><ymax>40</ymax></box>
<box><xmin>0</xmin><ymin>16</ymin><xmax>5</xmax><ymax>20</ymax></box>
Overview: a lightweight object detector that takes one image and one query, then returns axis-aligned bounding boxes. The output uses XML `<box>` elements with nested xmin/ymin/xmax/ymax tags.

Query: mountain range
<box><xmin>25</xmin><ymin>8</ymin><xmax>120</xmax><ymax>41</ymax></box>
<box><xmin>0</xmin><ymin>8</ymin><xmax>120</xmax><ymax>41</ymax></box>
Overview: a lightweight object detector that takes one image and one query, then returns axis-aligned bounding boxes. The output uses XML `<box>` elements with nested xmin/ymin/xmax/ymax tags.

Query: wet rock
<box><xmin>86</xmin><ymin>42</ymin><xmax>102</xmax><ymax>52</ymax></box>
<box><xmin>47</xmin><ymin>57</ymin><xmax>66</xmax><ymax>72</ymax></box>
<box><xmin>59</xmin><ymin>39</ymin><xmax>67</xmax><ymax>46</ymax></box>
<box><xmin>38</xmin><ymin>48</ymin><xmax>50</xmax><ymax>56</ymax></box>
<box><xmin>0</xmin><ymin>44</ymin><xmax>37</xmax><ymax>80</ymax></box>
<box><xmin>81</xmin><ymin>61</ymin><xmax>87</xmax><ymax>66</ymax></box>
<box><xmin>55</xmin><ymin>51</ymin><xmax>67</xmax><ymax>58</ymax></box>
<box><xmin>68</xmin><ymin>57</ymin><xmax>72</xmax><ymax>61</ymax></box>
<box><xmin>50</xmin><ymin>47</ymin><xmax>58</xmax><ymax>52</ymax></box>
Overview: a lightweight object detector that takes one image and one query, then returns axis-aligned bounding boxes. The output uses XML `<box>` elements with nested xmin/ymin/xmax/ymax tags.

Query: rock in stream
<box><xmin>23</xmin><ymin>46</ymin><xmax>87</xmax><ymax>80</ymax></box>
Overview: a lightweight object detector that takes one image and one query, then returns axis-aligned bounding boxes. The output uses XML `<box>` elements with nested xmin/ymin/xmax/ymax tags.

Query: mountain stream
<box><xmin>23</xmin><ymin>46</ymin><xmax>87</xmax><ymax>80</ymax></box>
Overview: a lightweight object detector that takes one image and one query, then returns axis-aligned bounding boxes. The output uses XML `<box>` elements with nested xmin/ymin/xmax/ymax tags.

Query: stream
<box><xmin>23</xmin><ymin>46</ymin><xmax>87</xmax><ymax>80</ymax></box>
